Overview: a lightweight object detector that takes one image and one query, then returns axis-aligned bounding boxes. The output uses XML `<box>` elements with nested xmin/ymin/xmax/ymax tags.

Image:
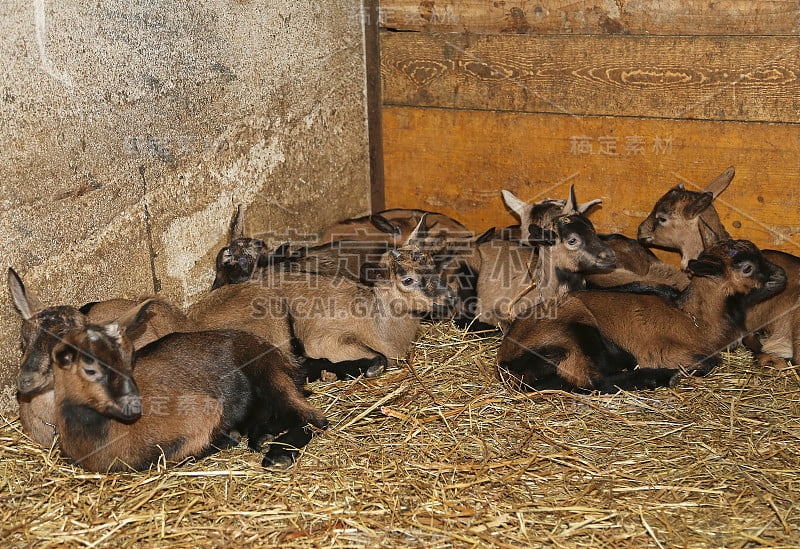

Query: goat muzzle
<box><xmin>17</xmin><ymin>372</ymin><xmax>49</xmax><ymax>395</ymax></box>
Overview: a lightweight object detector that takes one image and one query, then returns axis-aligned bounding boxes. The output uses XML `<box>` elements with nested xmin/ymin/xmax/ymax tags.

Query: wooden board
<box><xmin>381</xmin><ymin>32</ymin><xmax>800</xmax><ymax>123</ymax></box>
<box><xmin>365</xmin><ymin>0</ymin><xmax>386</xmax><ymax>211</ymax></box>
<box><xmin>378</xmin><ymin>1</ymin><xmax>800</xmax><ymax>35</ymax></box>
<box><xmin>382</xmin><ymin>106</ymin><xmax>800</xmax><ymax>257</ymax></box>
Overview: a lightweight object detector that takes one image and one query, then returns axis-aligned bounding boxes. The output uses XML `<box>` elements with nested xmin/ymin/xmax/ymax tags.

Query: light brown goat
<box><xmin>189</xmin><ymin>217</ymin><xmax>455</xmax><ymax>380</ymax></box>
<box><xmin>638</xmin><ymin>167</ymin><xmax>800</xmax><ymax>366</ymax></box>
<box><xmin>8</xmin><ymin>268</ymin><xmax>194</xmax><ymax>447</ymax></box>
<box><xmin>497</xmin><ymin>240</ymin><xmax>787</xmax><ymax>392</ymax></box>
<box><xmin>462</xmin><ymin>188</ymin><xmax>615</xmax><ymax>330</ymax></box>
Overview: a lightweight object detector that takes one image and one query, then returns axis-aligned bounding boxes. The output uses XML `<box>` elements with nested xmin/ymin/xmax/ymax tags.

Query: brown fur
<box><xmin>503</xmin><ymin>188</ymin><xmax>687</xmax><ymax>289</ymax></box>
<box><xmin>190</xmin><ymin>248</ymin><xmax>454</xmax><ymax>370</ymax></box>
<box><xmin>189</xmin><ymin>219</ymin><xmax>454</xmax><ymax>378</ymax></box>
<box><xmin>319</xmin><ymin>208</ymin><xmax>472</xmax><ymax>245</ymax></box>
<box><xmin>586</xmin><ymin>235</ymin><xmax>690</xmax><ymax>289</ymax></box>
<box><xmin>52</xmin><ymin>302</ymin><xmax>326</xmax><ymax>472</ymax></box>
<box><xmin>283</xmin><ymin>240</ymin><xmax>392</xmax><ymax>281</ymax></box>
<box><xmin>638</xmin><ymin>167</ymin><xmax>800</xmax><ymax>366</ymax></box>
<box><xmin>497</xmin><ymin>240</ymin><xmax>787</xmax><ymax>392</ymax></box>
<box><xmin>7</xmin><ymin>268</ymin><xmax>194</xmax><ymax>447</ymax></box>
<box><xmin>465</xmin><ymin>188</ymin><xmax>615</xmax><ymax>330</ymax></box>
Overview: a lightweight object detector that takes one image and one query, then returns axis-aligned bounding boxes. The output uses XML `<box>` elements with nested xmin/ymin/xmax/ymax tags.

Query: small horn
<box><xmin>231</xmin><ymin>204</ymin><xmax>246</xmax><ymax>240</ymax></box>
<box><xmin>405</xmin><ymin>213</ymin><xmax>429</xmax><ymax>246</ymax></box>
<box><xmin>562</xmin><ymin>185</ymin><xmax>578</xmax><ymax>214</ymax></box>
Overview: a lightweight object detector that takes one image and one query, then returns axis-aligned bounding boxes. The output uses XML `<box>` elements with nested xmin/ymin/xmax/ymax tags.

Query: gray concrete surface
<box><xmin>0</xmin><ymin>0</ymin><xmax>370</xmax><ymax>411</ymax></box>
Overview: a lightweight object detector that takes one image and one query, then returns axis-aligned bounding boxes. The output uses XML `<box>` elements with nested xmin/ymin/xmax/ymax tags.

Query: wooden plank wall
<box><xmin>378</xmin><ymin>0</ymin><xmax>800</xmax><ymax>257</ymax></box>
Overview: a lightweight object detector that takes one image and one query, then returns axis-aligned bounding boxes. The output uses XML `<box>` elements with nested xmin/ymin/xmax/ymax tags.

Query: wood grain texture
<box><xmin>378</xmin><ymin>0</ymin><xmax>800</xmax><ymax>35</ymax></box>
<box><xmin>381</xmin><ymin>32</ymin><xmax>800</xmax><ymax>123</ymax></box>
<box><xmin>382</xmin><ymin>106</ymin><xmax>800</xmax><ymax>258</ymax></box>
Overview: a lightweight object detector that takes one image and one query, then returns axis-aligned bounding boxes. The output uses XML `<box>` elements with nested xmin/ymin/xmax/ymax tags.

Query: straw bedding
<box><xmin>2</xmin><ymin>321</ymin><xmax>799</xmax><ymax>548</ymax></box>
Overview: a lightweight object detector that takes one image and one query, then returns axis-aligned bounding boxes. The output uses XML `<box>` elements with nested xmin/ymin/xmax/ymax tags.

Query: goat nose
<box><xmin>117</xmin><ymin>394</ymin><xmax>143</xmax><ymax>419</ymax></box>
<box><xmin>18</xmin><ymin>374</ymin><xmax>36</xmax><ymax>390</ymax></box>
<box><xmin>122</xmin><ymin>376</ymin><xmax>139</xmax><ymax>396</ymax></box>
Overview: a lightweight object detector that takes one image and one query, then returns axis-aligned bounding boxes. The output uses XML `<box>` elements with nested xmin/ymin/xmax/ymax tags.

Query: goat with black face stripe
<box><xmin>51</xmin><ymin>300</ymin><xmax>327</xmax><ymax>472</ymax></box>
<box><xmin>453</xmin><ymin>186</ymin><xmax>616</xmax><ymax>331</ymax></box>
<box><xmin>497</xmin><ymin>240</ymin><xmax>786</xmax><ymax>393</ymax></box>
<box><xmin>7</xmin><ymin>268</ymin><xmax>194</xmax><ymax>448</ymax></box>
<box><xmin>638</xmin><ymin>166</ymin><xmax>800</xmax><ymax>367</ymax></box>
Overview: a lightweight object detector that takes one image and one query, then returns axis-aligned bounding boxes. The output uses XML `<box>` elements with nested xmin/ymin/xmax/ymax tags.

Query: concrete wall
<box><xmin>0</xmin><ymin>0</ymin><xmax>371</xmax><ymax>411</ymax></box>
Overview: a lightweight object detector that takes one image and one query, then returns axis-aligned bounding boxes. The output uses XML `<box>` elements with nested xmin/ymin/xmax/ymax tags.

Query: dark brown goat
<box><xmin>8</xmin><ymin>268</ymin><xmax>194</xmax><ymax>447</ymax></box>
<box><xmin>638</xmin><ymin>167</ymin><xmax>800</xmax><ymax>366</ymax></box>
<box><xmin>502</xmin><ymin>188</ymin><xmax>689</xmax><ymax>290</ymax></box>
<box><xmin>189</xmin><ymin>217</ymin><xmax>455</xmax><ymax>380</ymax></box>
<box><xmin>211</xmin><ymin>205</ymin><xmax>293</xmax><ymax>289</ymax></box>
<box><xmin>497</xmin><ymin>240</ymin><xmax>786</xmax><ymax>392</ymax></box>
<box><xmin>52</xmin><ymin>300</ymin><xmax>327</xmax><ymax>472</ymax></box>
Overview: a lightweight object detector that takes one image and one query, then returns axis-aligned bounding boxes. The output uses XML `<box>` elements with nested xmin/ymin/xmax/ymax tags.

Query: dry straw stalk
<box><xmin>2</xmin><ymin>322</ymin><xmax>799</xmax><ymax>547</ymax></box>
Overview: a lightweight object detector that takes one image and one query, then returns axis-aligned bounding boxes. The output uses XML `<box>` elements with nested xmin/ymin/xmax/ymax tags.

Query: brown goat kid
<box><xmin>189</xmin><ymin>217</ymin><xmax>455</xmax><ymax>381</ymax></box>
<box><xmin>638</xmin><ymin>167</ymin><xmax>800</xmax><ymax>367</ymax></box>
<box><xmin>8</xmin><ymin>268</ymin><xmax>193</xmax><ymax>447</ymax></box>
<box><xmin>497</xmin><ymin>240</ymin><xmax>786</xmax><ymax>393</ymax></box>
<box><xmin>502</xmin><ymin>189</ymin><xmax>689</xmax><ymax>290</ymax></box>
<box><xmin>52</xmin><ymin>300</ymin><xmax>327</xmax><ymax>472</ymax></box>
<box><xmin>461</xmin><ymin>187</ymin><xmax>615</xmax><ymax>330</ymax></box>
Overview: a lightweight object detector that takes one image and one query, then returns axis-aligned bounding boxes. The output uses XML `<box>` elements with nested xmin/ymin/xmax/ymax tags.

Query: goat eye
<box><xmin>657</xmin><ymin>216</ymin><xmax>668</xmax><ymax>224</ymax></box>
<box><xmin>402</xmin><ymin>277</ymin><xmax>415</xmax><ymax>286</ymax></box>
<box><xmin>567</xmin><ymin>237</ymin><xmax>580</xmax><ymax>247</ymax></box>
<box><xmin>83</xmin><ymin>367</ymin><xmax>98</xmax><ymax>377</ymax></box>
<box><xmin>741</xmin><ymin>263</ymin><xmax>754</xmax><ymax>275</ymax></box>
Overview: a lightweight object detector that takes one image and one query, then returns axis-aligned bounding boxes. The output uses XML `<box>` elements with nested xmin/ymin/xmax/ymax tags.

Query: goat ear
<box><xmin>475</xmin><ymin>227</ymin><xmax>495</xmax><ymax>245</ymax></box>
<box><xmin>7</xmin><ymin>268</ymin><xmax>44</xmax><ymax>320</ymax></box>
<box><xmin>360</xmin><ymin>262</ymin><xmax>388</xmax><ymax>285</ymax></box>
<box><xmin>703</xmin><ymin>166</ymin><xmax>734</xmax><ymax>198</ymax></box>
<box><xmin>528</xmin><ymin>224</ymin><xmax>558</xmax><ymax>246</ymax></box>
<box><xmin>106</xmin><ymin>299</ymin><xmax>156</xmax><ymax>340</ymax></box>
<box><xmin>562</xmin><ymin>185</ymin><xmax>578</xmax><ymax>214</ymax></box>
<box><xmin>52</xmin><ymin>341</ymin><xmax>78</xmax><ymax>369</ymax></box>
<box><xmin>684</xmin><ymin>192</ymin><xmax>714</xmax><ymax>219</ymax></box>
<box><xmin>230</xmin><ymin>204</ymin><xmax>246</xmax><ymax>240</ymax></box>
<box><xmin>501</xmin><ymin>190</ymin><xmax>529</xmax><ymax>220</ymax></box>
<box><xmin>370</xmin><ymin>214</ymin><xmax>402</xmax><ymax>237</ymax></box>
<box><xmin>405</xmin><ymin>214</ymin><xmax>429</xmax><ymax>245</ymax></box>
<box><xmin>687</xmin><ymin>258</ymin><xmax>724</xmax><ymax>277</ymax></box>
<box><xmin>577</xmin><ymin>198</ymin><xmax>602</xmax><ymax>214</ymax></box>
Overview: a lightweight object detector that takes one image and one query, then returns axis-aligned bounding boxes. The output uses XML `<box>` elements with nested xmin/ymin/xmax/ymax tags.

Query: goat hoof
<box><xmin>309</xmin><ymin>412</ymin><xmax>329</xmax><ymax>430</ymax></box>
<box><xmin>365</xmin><ymin>359</ymin><xmax>387</xmax><ymax>378</ymax></box>
<box><xmin>668</xmin><ymin>373</ymin><xmax>681</xmax><ymax>387</ymax></box>
<box><xmin>319</xmin><ymin>370</ymin><xmax>338</xmax><ymax>382</ymax></box>
<box><xmin>757</xmin><ymin>353</ymin><xmax>787</xmax><ymax>369</ymax></box>
<box><xmin>247</xmin><ymin>433</ymin><xmax>274</xmax><ymax>452</ymax></box>
<box><xmin>262</xmin><ymin>452</ymin><xmax>295</xmax><ymax>469</ymax></box>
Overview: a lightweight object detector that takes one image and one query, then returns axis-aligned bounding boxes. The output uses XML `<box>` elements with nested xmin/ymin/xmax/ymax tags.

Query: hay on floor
<box><xmin>2</xmin><ymin>321</ymin><xmax>799</xmax><ymax>548</ymax></box>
